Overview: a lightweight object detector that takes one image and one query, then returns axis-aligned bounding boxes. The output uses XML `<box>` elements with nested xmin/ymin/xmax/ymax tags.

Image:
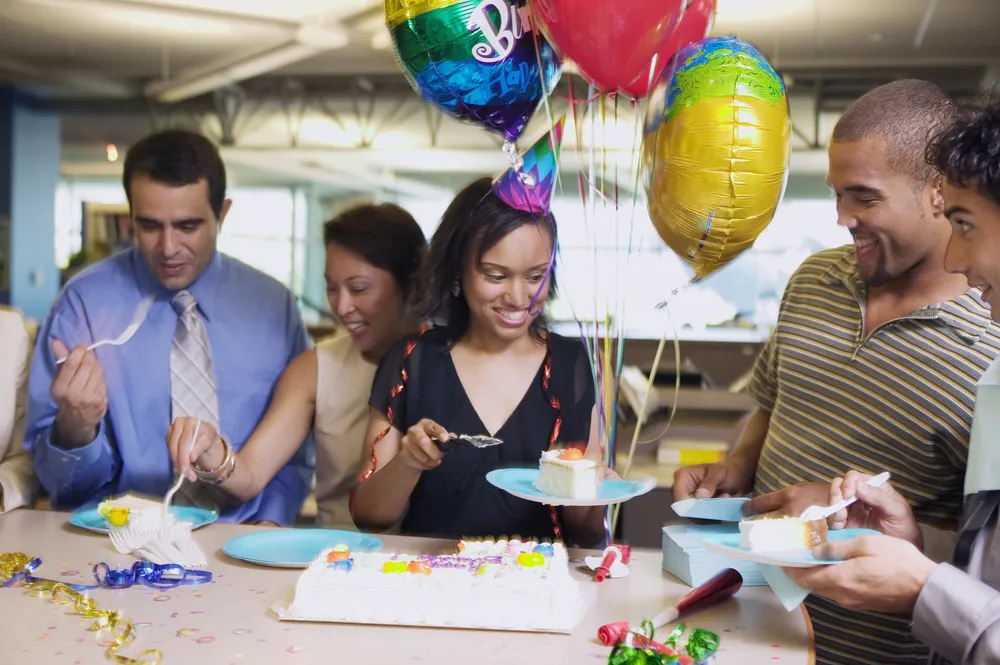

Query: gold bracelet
<box><xmin>194</xmin><ymin>437</ymin><xmax>235</xmax><ymax>484</ymax></box>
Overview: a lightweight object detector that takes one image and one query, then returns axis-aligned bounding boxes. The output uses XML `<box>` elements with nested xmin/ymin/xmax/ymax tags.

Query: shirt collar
<box><xmin>130</xmin><ymin>248</ymin><xmax>222</xmax><ymax>322</ymax></box>
<box><xmin>820</xmin><ymin>245</ymin><xmax>991</xmax><ymax>345</ymax></box>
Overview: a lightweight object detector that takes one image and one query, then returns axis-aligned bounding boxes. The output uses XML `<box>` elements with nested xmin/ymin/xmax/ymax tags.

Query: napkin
<box><xmin>758</xmin><ymin>564</ymin><xmax>811</xmax><ymax>612</ymax></box>
<box><xmin>966</xmin><ymin>357</ymin><xmax>1000</xmax><ymax>495</ymax></box>
<box><xmin>661</xmin><ymin>525</ymin><xmax>766</xmax><ymax>587</ymax></box>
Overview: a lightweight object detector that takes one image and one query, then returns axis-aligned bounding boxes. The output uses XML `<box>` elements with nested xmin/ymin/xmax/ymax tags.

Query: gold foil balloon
<box><xmin>642</xmin><ymin>37</ymin><xmax>791</xmax><ymax>279</ymax></box>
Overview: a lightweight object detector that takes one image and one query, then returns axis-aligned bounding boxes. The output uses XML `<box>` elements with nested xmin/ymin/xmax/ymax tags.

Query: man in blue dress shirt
<box><xmin>24</xmin><ymin>129</ymin><xmax>314</xmax><ymax>525</ymax></box>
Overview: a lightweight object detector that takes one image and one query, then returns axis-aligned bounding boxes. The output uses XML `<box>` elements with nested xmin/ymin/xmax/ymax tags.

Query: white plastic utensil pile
<box><xmin>102</xmin><ymin>495</ymin><xmax>208</xmax><ymax>568</ymax></box>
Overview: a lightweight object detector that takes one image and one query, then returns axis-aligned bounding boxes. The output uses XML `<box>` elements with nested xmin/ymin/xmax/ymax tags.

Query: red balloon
<box><xmin>619</xmin><ymin>0</ymin><xmax>717</xmax><ymax>100</ymax></box>
<box><xmin>531</xmin><ymin>0</ymin><xmax>686</xmax><ymax>93</ymax></box>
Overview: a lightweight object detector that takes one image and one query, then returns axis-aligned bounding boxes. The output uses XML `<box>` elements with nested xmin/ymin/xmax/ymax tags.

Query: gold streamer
<box><xmin>1</xmin><ymin>552</ymin><xmax>163</xmax><ymax>665</ymax></box>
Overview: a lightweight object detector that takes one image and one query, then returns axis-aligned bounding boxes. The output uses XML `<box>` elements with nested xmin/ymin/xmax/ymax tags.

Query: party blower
<box><xmin>597</xmin><ymin>568</ymin><xmax>743</xmax><ymax>647</ymax></box>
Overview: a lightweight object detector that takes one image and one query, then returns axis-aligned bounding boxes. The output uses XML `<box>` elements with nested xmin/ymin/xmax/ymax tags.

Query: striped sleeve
<box><xmin>748</xmin><ymin>332</ymin><xmax>778</xmax><ymax>413</ymax></box>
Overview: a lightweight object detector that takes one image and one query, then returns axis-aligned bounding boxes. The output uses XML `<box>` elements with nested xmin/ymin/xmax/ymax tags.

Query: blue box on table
<box><xmin>661</xmin><ymin>524</ymin><xmax>765</xmax><ymax>587</ymax></box>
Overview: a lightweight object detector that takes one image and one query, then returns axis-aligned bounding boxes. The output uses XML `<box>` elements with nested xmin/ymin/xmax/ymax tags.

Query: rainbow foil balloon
<box><xmin>386</xmin><ymin>0</ymin><xmax>562</xmax><ymax>144</ymax></box>
<box><xmin>641</xmin><ymin>37</ymin><xmax>791</xmax><ymax>279</ymax></box>
<box><xmin>492</xmin><ymin>116</ymin><xmax>564</xmax><ymax>215</ymax></box>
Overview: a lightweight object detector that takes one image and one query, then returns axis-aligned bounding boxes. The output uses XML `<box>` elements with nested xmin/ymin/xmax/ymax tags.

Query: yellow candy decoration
<box><xmin>516</xmin><ymin>552</ymin><xmax>544</xmax><ymax>568</ymax></box>
<box><xmin>383</xmin><ymin>561</ymin><xmax>408</xmax><ymax>574</ymax></box>
<box><xmin>108</xmin><ymin>508</ymin><xmax>130</xmax><ymax>528</ymax></box>
<box><xmin>642</xmin><ymin>37</ymin><xmax>791</xmax><ymax>279</ymax></box>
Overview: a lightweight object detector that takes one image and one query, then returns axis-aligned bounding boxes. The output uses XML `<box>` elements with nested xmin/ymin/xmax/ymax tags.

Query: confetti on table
<box><xmin>60</xmin><ymin>570</ymin><xmax>79</xmax><ymax>576</ymax></box>
<box><xmin>196</xmin><ymin>637</ymin><xmax>215</xmax><ymax>644</ymax></box>
<box><xmin>176</xmin><ymin>629</ymin><xmax>198</xmax><ymax>637</ymax></box>
<box><xmin>231</xmin><ymin>629</ymin><xmax>252</xmax><ymax>636</ymax></box>
<box><xmin>153</xmin><ymin>595</ymin><xmax>170</xmax><ymax>602</ymax></box>
<box><xmin>190</xmin><ymin>611</ymin><xmax>204</xmax><ymax>615</ymax></box>
<box><xmin>286</xmin><ymin>646</ymin><xmax>306</xmax><ymax>654</ymax></box>
<box><xmin>135</xmin><ymin>623</ymin><xmax>153</xmax><ymax>629</ymax></box>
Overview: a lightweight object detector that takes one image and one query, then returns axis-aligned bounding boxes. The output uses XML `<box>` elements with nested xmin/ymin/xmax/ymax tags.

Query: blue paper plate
<box><xmin>671</xmin><ymin>497</ymin><xmax>750</xmax><ymax>522</ymax></box>
<box><xmin>222</xmin><ymin>529</ymin><xmax>384</xmax><ymax>568</ymax></box>
<box><xmin>68</xmin><ymin>506</ymin><xmax>218</xmax><ymax>533</ymax></box>
<box><xmin>701</xmin><ymin>527</ymin><xmax>882</xmax><ymax>568</ymax></box>
<box><xmin>485</xmin><ymin>468</ymin><xmax>656</xmax><ymax>506</ymax></box>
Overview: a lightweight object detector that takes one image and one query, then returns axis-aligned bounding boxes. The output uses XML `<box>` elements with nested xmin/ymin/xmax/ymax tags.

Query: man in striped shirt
<box><xmin>674</xmin><ymin>79</ymin><xmax>1000</xmax><ymax>665</ymax></box>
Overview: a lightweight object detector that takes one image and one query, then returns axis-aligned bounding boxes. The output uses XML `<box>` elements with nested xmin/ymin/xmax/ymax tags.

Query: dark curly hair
<box><xmin>926</xmin><ymin>94</ymin><xmax>1000</xmax><ymax>209</ymax></box>
<box><xmin>418</xmin><ymin>177</ymin><xmax>558</xmax><ymax>344</ymax></box>
<box><xmin>323</xmin><ymin>203</ymin><xmax>427</xmax><ymax>300</ymax></box>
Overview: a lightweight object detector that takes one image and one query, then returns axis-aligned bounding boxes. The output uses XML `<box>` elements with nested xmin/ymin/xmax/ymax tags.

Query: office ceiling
<box><xmin>3</xmin><ymin>0</ymin><xmax>998</xmax><ymax>97</ymax></box>
<box><xmin>3</xmin><ymin>0</ymin><xmax>998</xmax><ymax>194</ymax></box>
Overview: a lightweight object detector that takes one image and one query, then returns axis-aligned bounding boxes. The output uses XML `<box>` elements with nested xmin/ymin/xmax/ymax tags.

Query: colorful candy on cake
<box><xmin>278</xmin><ymin>536</ymin><xmax>592</xmax><ymax>632</ymax></box>
<box><xmin>738</xmin><ymin>510</ymin><xmax>828</xmax><ymax>553</ymax></box>
<box><xmin>536</xmin><ymin>447</ymin><xmax>598</xmax><ymax>499</ymax></box>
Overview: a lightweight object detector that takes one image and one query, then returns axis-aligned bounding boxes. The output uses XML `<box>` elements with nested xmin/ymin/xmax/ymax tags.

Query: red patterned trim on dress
<box><xmin>540</xmin><ymin>342</ymin><xmax>564</xmax><ymax>540</ymax></box>
<box><xmin>348</xmin><ymin>328</ymin><xmax>428</xmax><ymax>510</ymax></box>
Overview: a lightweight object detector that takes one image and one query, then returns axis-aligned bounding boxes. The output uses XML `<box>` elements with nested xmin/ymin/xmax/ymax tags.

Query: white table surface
<box><xmin>0</xmin><ymin>509</ymin><xmax>813</xmax><ymax>665</ymax></box>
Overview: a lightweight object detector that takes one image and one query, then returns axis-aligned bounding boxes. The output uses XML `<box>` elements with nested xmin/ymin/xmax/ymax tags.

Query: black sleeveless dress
<box><xmin>368</xmin><ymin>327</ymin><xmax>595</xmax><ymax>542</ymax></box>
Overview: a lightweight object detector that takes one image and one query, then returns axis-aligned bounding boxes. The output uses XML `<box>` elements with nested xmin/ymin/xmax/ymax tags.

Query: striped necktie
<box><xmin>169</xmin><ymin>290</ymin><xmax>220</xmax><ymax>510</ymax></box>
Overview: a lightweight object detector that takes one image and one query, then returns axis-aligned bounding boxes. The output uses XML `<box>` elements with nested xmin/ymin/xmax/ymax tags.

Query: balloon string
<box><xmin>610</xmin><ymin>293</ymin><xmax>684</xmax><ymax>534</ymax></box>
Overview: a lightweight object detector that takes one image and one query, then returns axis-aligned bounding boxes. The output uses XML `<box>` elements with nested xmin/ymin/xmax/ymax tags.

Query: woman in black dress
<box><xmin>350</xmin><ymin>177</ymin><xmax>608</xmax><ymax>547</ymax></box>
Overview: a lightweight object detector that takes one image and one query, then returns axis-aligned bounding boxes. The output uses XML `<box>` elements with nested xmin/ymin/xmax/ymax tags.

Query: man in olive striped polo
<box><xmin>674</xmin><ymin>79</ymin><xmax>1000</xmax><ymax>665</ymax></box>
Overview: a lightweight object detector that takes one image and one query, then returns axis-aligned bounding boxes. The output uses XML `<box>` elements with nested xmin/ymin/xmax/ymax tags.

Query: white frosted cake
<box><xmin>739</xmin><ymin>511</ymin><xmax>829</xmax><ymax>553</ymax></box>
<box><xmin>276</xmin><ymin>538</ymin><xmax>592</xmax><ymax>633</ymax></box>
<box><xmin>536</xmin><ymin>448</ymin><xmax>598</xmax><ymax>499</ymax></box>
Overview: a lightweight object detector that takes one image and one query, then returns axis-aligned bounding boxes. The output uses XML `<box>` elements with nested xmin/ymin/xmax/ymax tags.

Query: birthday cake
<box><xmin>276</xmin><ymin>538</ymin><xmax>592</xmax><ymax>633</ymax></box>
<box><xmin>739</xmin><ymin>511</ymin><xmax>828</xmax><ymax>553</ymax></box>
<box><xmin>536</xmin><ymin>448</ymin><xmax>598</xmax><ymax>499</ymax></box>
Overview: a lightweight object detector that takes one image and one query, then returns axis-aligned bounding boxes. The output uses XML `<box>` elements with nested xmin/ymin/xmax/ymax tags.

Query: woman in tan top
<box><xmin>0</xmin><ymin>307</ymin><xmax>39</xmax><ymax>514</ymax></box>
<box><xmin>166</xmin><ymin>204</ymin><xmax>426</xmax><ymax>527</ymax></box>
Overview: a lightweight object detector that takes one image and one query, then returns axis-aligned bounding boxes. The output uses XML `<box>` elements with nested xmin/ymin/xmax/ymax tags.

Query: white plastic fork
<box><xmin>56</xmin><ymin>294</ymin><xmax>154</xmax><ymax>364</ymax></box>
<box><xmin>163</xmin><ymin>420</ymin><xmax>199</xmax><ymax>521</ymax></box>
<box><xmin>799</xmin><ymin>471</ymin><xmax>892</xmax><ymax>522</ymax></box>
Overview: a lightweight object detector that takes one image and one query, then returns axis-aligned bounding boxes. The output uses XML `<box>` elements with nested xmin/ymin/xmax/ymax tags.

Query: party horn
<box><xmin>595</xmin><ymin>544</ymin><xmax>632</xmax><ymax>582</ymax></box>
<box><xmin>597</xmin><ymin>568</ymin><xmax>743</xmax><ymax>646</ymax></box>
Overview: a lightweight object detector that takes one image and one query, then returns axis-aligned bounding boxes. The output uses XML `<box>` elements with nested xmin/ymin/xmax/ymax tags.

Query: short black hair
<box><xmin>926</xmin><ymin>94</ymin><xmax>1000</xmax><ymax>209</ymax></box>
<box><xmin>832</xmin><ymin>79</ymin><xmax>956</xmax><ymax>182</ymax></box>
<box><xmin>323</xmin><ymin>203</ymin><xmax>427</xmax><ymax>298</ymax></box>
<box><xmin>419</xmin><ymin>177</ymin><xmax>558</xmax><ymax>344</ymax></box>
<box><xmin>123</xmin><ymin>129</ymin><xmax>227</xmax><ymax>219</ymax></box>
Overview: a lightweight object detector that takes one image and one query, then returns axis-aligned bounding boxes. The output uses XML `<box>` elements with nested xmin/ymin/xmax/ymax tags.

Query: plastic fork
<box><xmin>798</xmin><ymin>471</ymin><xmax>892</xmax><ymax>522</ymax></box>
<box><xmin>56</xmin><ymin>294</ymin><xmax>154</xmax><ymax>364</ymax></box>
<box><xmin>163</xmin><ymin>420</ymin><xmax>199</xmax><ymax>521</ymax></box>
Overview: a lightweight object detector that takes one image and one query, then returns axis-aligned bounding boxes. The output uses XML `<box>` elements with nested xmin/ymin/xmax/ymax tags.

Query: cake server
<box><xmin>436</xmin><ymin>434</ymin><xmax>503</xmax><ymax>451</ymax></box>
<box><xmin>798</xmin><ymin>471</ymin><xmax>891</xmax><ymax>522</ymax></box>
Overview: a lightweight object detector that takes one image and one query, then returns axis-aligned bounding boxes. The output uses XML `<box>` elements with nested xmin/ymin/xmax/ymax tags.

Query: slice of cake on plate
<box><xmin>739</xmin><ymin>510</ymin><xmax>829</xmax><ymax>553</ymax></box>
<box><xmin>536</xmin><ymin>448</ymin><xmax>598</xmax><ymax>499</ymax></box>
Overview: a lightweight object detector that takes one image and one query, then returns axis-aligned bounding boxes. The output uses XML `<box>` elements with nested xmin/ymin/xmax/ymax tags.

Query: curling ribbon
<box><xmin>1</xmin><ymin>553</ymin><xmax>211</xmax><ymax>664</ymax></box>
